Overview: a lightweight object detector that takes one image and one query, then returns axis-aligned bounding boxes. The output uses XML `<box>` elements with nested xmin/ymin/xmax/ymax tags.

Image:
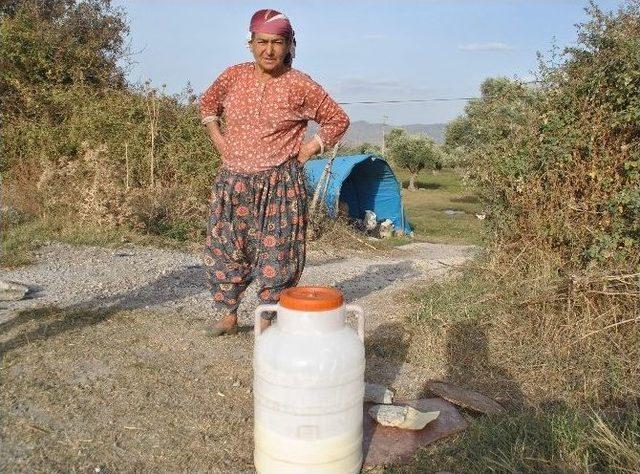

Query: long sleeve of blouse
<box><xmin>200</xmin><ymin>67</ymin><xmax>233</xmax><ymax>121</ymax></box>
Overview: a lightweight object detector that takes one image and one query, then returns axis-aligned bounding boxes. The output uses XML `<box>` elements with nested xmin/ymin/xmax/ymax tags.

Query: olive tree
<box><xmin>386</xmin><ymin>128</ymin><xmax>442</xmax><ymax>190</ymax></box>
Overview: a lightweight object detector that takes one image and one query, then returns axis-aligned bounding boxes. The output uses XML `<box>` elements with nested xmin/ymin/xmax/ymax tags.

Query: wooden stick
<box><xmin>309</xmin><ymin>143</ymin><xmax>340</xmax><ymax>215</ymax></box>
<box><xmin>345</xmin><ymin>230</ymin><xmax>377</xmax><ymax>250</ymax></box>
<box><xmin>125</xmin><ymin>142</ymin><xmax>130</xmax><ymax>191</ymax></box>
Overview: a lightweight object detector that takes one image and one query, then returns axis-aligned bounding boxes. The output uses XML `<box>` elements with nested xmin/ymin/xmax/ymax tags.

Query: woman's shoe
<box><xmin>204</xmin><ymin>316</ymin><xmax>239</xmax><ymax>337</ymax></box>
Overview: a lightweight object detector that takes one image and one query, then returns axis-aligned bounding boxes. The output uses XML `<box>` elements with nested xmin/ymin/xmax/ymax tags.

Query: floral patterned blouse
<box><xmin>200</xmin><ymin>62</ymin><xmax>350</xmax><ymax>174</ymax></box>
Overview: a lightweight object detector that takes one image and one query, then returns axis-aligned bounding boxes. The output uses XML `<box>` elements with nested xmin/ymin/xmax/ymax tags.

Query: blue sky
<box><xmin>114</xmin><ymin>0</ymin><xmax>623</xmax><ymax>125</ymax></box>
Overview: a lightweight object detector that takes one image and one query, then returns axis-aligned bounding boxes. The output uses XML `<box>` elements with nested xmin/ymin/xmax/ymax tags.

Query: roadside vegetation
<box><xmin>401</xmin><ymin>1</ymin><xmax>640</xmax><ymax>471</ymax></box>
<box><xmin>1</xmin><ymin>0</ymin><xmax>218</xmax><ymax>267</ymax></box>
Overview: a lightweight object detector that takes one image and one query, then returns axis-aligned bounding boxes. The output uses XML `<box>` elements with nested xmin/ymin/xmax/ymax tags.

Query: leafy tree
<box><xmin>384</xmin><ymin>127</ymin><xmax>406</xmax><ymax>152</ymax></box>
<box><xmin>386</xmin><ymin>128</ymin><xmax>442</xmax><ymax>190</ymax></box>
<box><xmin>0</xmin><ymin>0</ymin><xmax>128</xmax><ymax>120</ymax></box>
<box><xmin>443</xmin><ymin>78</ymin><xmax>540</xmax><ymax>170</ymax></box>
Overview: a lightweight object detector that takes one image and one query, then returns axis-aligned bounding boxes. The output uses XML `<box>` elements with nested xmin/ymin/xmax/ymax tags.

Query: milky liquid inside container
<box><xmin>253</xmin><ymin>286</ymin><xmax>365</xmax><ymax>474</ymax></box>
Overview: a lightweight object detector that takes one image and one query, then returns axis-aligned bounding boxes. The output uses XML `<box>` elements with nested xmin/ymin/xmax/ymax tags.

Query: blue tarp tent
<box><xmin>304</xmin><ymin>154</ymin><xmax>412</xmax><ymax>234</ymax></box>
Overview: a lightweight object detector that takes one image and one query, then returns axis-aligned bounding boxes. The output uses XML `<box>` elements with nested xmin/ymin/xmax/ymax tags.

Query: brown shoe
<box><xmin>204</xmin><ymin>315</ymin><xmax>239</xmax><ymax>337</ymax></box>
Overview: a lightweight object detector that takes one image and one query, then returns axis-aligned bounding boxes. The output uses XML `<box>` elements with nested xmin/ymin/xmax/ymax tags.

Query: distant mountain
<box><xmin>308</xmin><ymin>120</ymin><xmax>446</xmax><ymax>145</ymax></box>
<box><xmin>345</xmin><ymin>120</ymin><xmax>446</xmax><ymax>145</ymax></box>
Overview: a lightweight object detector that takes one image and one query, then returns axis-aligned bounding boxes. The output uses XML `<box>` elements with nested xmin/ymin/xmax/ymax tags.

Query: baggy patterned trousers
<box><xmin>203</xmin><ymin>159</ymin><xmax>307</xmax><ymax>320</ymax></box>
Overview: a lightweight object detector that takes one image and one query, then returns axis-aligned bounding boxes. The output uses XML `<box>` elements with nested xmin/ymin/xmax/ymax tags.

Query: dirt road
<box><xmin>0</xmin><ymin>241</ymin><xmax>474</xmax><ymax>472</ymax></box>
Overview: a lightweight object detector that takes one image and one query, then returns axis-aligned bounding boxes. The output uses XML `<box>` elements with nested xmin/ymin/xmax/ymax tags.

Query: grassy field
<box><xmin>393</xmin><ymin>409</ymin><xmax>640</xmax><ymax>473</ymax></box>
<box><xmin>395</xmin><ymin>168</ymin><xmax>484</xmax><ymax>245</ymax></box>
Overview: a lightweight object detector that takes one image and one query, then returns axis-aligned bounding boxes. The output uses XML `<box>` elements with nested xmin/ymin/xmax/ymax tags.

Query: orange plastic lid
<box><xmin>279</xmin><ymin>286</ymin><xmax>344</xmax><ymax>311</ymax></box>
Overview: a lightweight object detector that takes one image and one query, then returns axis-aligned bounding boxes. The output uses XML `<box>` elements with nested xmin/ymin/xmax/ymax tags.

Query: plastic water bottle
<box><xmin>253</xmin><ymin>286</ymin><xmax>365</xmax><ymax>473</ymax></box>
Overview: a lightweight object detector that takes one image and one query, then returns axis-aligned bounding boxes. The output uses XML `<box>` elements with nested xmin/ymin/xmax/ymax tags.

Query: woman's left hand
<box><xmin>297</xmin><ymin>139</ymin><xmax>321</xmax><ymax>164</ymax></box>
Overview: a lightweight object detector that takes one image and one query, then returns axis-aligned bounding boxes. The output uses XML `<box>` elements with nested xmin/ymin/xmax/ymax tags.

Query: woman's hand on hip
<box><xmin>297</xmin><ymin>139</ymin><xmax>321</xmax><ymax>164</ymax></box>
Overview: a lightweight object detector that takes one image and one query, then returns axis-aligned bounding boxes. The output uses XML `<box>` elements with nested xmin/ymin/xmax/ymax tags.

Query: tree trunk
<box><xmin>408</xmin><ymin>173</ymin><xmax>417</xmax><ymax>191</ymax></box>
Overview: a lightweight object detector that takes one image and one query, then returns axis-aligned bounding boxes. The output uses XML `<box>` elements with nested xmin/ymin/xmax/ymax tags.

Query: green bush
<box><xmin>438</xmin><ymin>0</ymin><xmax>640</xmax><ymax>417</ymax></box>
<box><xmin>1</xmin><ymin>1</ymin><xmax>219</xmax><ymax>243</ymax></box>
<box><xmin>446</xmin><ymin>2</ymin><xmax>640</xmax><ymax>269</ymax></box>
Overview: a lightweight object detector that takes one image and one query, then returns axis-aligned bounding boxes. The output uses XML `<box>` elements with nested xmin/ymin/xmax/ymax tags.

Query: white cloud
<box><xmin>458</xmin><ymin>42</ymin><xmax>516</xmax><ymax>52</ymax></box>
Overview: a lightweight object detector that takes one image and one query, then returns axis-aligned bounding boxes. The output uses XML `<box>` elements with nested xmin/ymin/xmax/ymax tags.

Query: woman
<box><xmin>200</xmin><ymin>9</ymin><xmax>350</xmax><ymax>336</ymax></box>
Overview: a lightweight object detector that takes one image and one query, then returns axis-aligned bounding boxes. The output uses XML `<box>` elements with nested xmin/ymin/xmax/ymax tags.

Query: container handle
<box><xmin>254</xmin><ymin>304</ymin><xmax>278</xmax><ymax>338</ymax></box>
<box><xmin>346</xmin><ymin>304</ymin><xmax>365</xmax><ymax>342</ymax></box>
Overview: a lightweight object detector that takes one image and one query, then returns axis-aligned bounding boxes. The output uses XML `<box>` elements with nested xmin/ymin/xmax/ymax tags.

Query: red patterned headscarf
<box><xmin>249</xmin><ymin>9</ymin><xmax>296</xmax><ymax>64</ymax></box>
<box><xmin>250</xmin><ymin>9</ymin><xmax>294</xmax><ymax>39</ymax></box>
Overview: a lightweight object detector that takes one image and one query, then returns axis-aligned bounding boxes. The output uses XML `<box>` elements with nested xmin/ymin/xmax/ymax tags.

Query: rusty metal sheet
<box><xmin>363</xmin><ymin>398</ymin><xmax>468</xmax><ymax>467</ymax></box>
<box><xmin>426</xmin><ymin>380</ymin><xmax>505</xmax><ymax>415</ymax></box>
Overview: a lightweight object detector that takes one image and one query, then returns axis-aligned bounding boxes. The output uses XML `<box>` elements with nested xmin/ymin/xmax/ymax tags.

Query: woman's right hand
<box><xmin>205</xmin><ymin>121</ymin><xmax>228</xmax><ymax>156</ymax></box>
<box><xmin>213</xmin><ymin>136</ymin><xmax>228</xmax><ymax>156</ymax></box>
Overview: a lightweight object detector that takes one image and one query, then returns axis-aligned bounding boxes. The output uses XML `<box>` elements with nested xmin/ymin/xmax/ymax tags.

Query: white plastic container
<box><xmin>253</xmin><ymin>286</ymin><xmax>365</xmax><ymax>474</ymax></box>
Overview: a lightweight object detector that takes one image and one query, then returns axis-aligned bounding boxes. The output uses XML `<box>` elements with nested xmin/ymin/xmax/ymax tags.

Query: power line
<box><xmin>337</xmin><ymin>97</ymin><xmax>477</xmax><ymax>105</ymax></box>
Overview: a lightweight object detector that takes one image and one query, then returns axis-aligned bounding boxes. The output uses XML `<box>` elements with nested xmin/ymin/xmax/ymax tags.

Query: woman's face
<box><xmin>250</xmin><ymin>32</ymin><xmax>289</xmax><ymax>74</ymax></box>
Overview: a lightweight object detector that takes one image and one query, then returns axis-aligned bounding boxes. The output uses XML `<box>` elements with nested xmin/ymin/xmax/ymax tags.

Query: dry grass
<box><xmin>387</xmin><ymin>407</ymin><xmax>640</xmax><ymax>473</ymax></box>
<box><xmin>306</xmin><ymin>211</ymin><xmax>403</xmax><ymax>257</ymax></box>
<box><xmin>0</xmin><ymin>212</ymin><xmax>200</xmax><ymax>269</ymax></box>
<box><xmin>408</xmin><ymin>251</ymin><xmax>640</xmax><ymax>407</ymax></box>
<box><xmin>346</xmin><ymin>261</ymin><xmax>640</xmax><ymax>473</ymax></box>
<box><xmin>376</xmin><ymin>252</ymin><xmax>640</xmax><ymax>473</ymax></box>
<box><xmin>591</xmin><ymin>412</ymin><xmax>640</xmax><ymax>473</ymax></box>
<box><xmin>0</xmin><ymin>306</ymin><xmax>257</xmax><ymax>472</ymax></box>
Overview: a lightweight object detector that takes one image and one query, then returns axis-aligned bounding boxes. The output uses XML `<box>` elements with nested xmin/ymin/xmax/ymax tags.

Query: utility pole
<box><xmin>381</xmin><ymin>115</ymin><xmax>388</xmax><ymax>157</ymax></box>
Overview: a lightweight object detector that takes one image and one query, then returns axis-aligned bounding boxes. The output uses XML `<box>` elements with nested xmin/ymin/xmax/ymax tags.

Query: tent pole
<box><xmin>309</xmin><ymin>143</ymin><xmax>340</xmax><ymax>216</ymax></box>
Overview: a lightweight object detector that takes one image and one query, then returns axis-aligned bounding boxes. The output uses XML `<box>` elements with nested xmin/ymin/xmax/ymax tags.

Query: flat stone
<box><xmin>363</xmin><ymin>398</ymin><xmax>468</xmax><ymax>467</ymax></box>
<box><xmin>368</xmin><ymin>404</ymin><xmax>439</xmax><ymax>430</ymax></box>
<box><xmin>425</xmin><ymin>380</ymin><xmax>505</xmax><ymax>415</ymax></box>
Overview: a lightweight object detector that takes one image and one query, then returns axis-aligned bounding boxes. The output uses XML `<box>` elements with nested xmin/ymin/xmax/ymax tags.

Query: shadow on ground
<box><xmin>0</xmin><ymin>265</ymin><xmax>210</xmax><ymax>357</ymax></box>
<box><xmin>442</xmin><ymin>320</ymin><xmax>525</xmax><ymax>410</ymax></box>
<box><xmin>336</xmin><ymin>261</ymin><xmax>421</xmax><ymax>303</ymax></box>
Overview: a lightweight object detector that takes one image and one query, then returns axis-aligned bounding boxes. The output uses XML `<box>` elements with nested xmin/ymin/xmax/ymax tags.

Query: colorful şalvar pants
<box><xmin>203</xmin><ymin>159</ymin><xmax>307</xmax><ymax>319</ymax></box>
